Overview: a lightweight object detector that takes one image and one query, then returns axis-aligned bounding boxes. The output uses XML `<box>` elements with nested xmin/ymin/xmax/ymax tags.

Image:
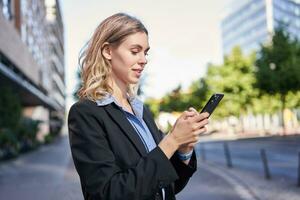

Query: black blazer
<box><xmin>68</xmin><ymin>99</ymin><xmax>197</xmax><ymax>200</ymax></box>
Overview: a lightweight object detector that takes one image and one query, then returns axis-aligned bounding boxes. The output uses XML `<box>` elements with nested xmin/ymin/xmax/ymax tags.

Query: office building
<box><xmin>0</xmin><ymin>0</ymin><xmax>65</xmax><ymax>137</ymax></box>
<box><xmin>221</xmin><ymin>0</ymin><xmax>300</xmax><ymax>55</ymax></box>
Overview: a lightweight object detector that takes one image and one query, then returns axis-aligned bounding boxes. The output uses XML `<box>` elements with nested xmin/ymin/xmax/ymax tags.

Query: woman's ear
<box><xmin>102</xmin><ymin>42</ymin><xmax>112</xmax><ymax>60</ymax></box>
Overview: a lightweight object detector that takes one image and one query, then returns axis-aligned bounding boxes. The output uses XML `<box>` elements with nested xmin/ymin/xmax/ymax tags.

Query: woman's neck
<box><xmin>109</xmin><ymin>76</ymin><xmax>129</xmax><ymax>106</ymax></box>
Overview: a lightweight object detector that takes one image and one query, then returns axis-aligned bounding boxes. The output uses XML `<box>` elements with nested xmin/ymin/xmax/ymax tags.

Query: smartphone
<box><xmin>200</xmin><ymin>93</ymin><xmax>224</xmax><ymax>116</ymax></box>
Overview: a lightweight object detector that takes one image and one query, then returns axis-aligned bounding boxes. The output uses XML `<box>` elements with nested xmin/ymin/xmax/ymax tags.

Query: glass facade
<box><xmin>221</xmin><ymin>0</ymin><xmax>300</xmax><ymax>56</ymax></box>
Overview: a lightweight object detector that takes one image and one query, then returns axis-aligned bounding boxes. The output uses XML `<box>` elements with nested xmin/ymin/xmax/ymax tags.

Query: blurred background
<box><xmin>0</xmin><ymin>0</ymin><xmax>300</xmax><ymax>199</ymax></box>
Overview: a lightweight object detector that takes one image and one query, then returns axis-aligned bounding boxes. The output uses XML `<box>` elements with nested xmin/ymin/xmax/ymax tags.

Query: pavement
<box><xmin>0</xmin><ymin>135</ymin><xmax>83</xmax><ymax>200</ymax></box>
<box><xmin>1</xmin><ymin>134</ymin><xmax>300</xmax><ymax>200</ymax></box>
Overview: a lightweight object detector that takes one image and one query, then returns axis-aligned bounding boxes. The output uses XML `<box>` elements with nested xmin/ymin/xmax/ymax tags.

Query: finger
<box><xmin>190</xmin><ymin>112</ymin><xmax>210</xmax><ymax>123</ymax></box>
<box><xmin>188</xmin><ymin>142</ymin><xmax>197</xmax><ymax>147</ymax></box>
<box><xmin>191</xmin><ymin>119</ymin><xmax>209</xmax><ymax>131</ymax></box>
<box><xmin>181</xmin><ymin>111</ymin><xmax>190</xmax><ymax>118</ymax></box>
<box><xmin>193</xmin><ymin>126</ymin><xmax>207</xmax><ymax>136</ymax></box>
<box><xmin>182</xmin><ymin>110</ymin><xmax>197</xmax><ymax>119</ymax></box>
<box><xmin>186</xmin><ymin>108</ymin><xmax>199</xmax><ymax>119</ymax></box>
<box><xmin>204</xmin><ymin>112</ymin><xmax>210</xmax><ymax>118</ymax></box>
<box><xmin>182</xmin><ymin>135</ymin><xmax>200</xmax><ymax>144</ymax></box>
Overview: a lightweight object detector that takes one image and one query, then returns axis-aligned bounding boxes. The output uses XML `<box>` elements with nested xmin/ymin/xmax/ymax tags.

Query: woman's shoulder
<box><xmin>68</xmin><ymin>99</ymin><xmax>107</xmax><ymax>131</ymax></box>
<box><xmin>69</xmin><ymin>98</ymin><xmax>105</xmax><ymax>115</ymax></box>
<box><xmin>71</xmin><ymin>98</ymin><xmax>96</xmax><ymax>110</ymax></box>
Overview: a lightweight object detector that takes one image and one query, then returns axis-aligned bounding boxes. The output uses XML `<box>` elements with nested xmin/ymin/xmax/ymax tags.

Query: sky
<box><xmin>61</xmin><ymin>0</ymin><xmax>232</xmax><ymax>108</ymax></box>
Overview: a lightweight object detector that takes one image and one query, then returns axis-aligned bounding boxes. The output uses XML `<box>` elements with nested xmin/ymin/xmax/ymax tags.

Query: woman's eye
<box><xmin>131</xmin><ymin>49</ymin><xmax>139</xmax><ymax>55</ymax></box>
<box><xmin>131</xmin><ymin>50</ymin><xmax>149</xmax><ymax>56</ymax></box>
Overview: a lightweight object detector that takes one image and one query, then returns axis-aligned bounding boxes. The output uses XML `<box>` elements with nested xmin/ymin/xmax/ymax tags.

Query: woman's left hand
<box><xmin>177</xmin><ymin>107</ymin><xmax>207</xmax><ymax>154</ymax></box>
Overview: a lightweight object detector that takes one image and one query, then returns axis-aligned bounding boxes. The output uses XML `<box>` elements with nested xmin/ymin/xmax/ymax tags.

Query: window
<box><xmin>2</xmin><ymin>0</ymin><xmax>12</xmax><ymax>20</ymax></box>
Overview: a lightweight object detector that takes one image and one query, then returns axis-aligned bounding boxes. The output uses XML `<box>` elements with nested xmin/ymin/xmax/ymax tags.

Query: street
<box><xmin>1</xmin><ymin>135</ymin><xmax>300</xmax><ymax>200</ymax></box>
<box><xmin>199</xmin><ymin>136</ymin><xmax>300</xmax><ymax>182</ymax></box>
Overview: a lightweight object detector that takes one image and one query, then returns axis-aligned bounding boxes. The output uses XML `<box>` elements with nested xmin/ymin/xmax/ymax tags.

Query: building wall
<box><xmin>0</xmin><ymin>0</ymin><xmax>65</xmax><ymax>135</ymax></box>
<box><xmin>45</xmin><ymin>0</ymin><xmax>65</xmax><ymax>110</ymax></box>
<box><xmin>0</xmin><ymin>10</ymin><xmax>40</xmax><ymax>85</ymax></box>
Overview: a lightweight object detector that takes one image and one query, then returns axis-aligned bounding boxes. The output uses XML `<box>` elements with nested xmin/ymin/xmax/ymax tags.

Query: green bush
<box><xmin>0</xmin><ymin>86</ymin><xmax>22</xmax><ymax>130</ymax></box>
<box><xmin>44</xmin><ymin>134</ymin><xmax>54</xmax><ymax>144</ymax></box>
<box><xmin>0</xmin><ymin>86</ymin><xmax>22</xmax><ymax>159</ymax></box>
<box><xmin>17</xmin><ymin>117</ymin><xmax>42</xmax><ymax>150</ymax></box>
<box><xmin>0</xmin><ymin>129</ymin><xmax>19</xmax><ymax>159</ymax></box>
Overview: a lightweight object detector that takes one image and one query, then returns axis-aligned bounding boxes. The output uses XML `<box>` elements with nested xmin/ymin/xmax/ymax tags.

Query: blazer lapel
<box><xmin>104</xmin><ymin>104</ymin><xmax>147</xmax><ymax>156</ymax></box>
<box><xmin>142</xmin><ymin>107</ymin><xmax>161</xmax><ymax>145</ymax></box>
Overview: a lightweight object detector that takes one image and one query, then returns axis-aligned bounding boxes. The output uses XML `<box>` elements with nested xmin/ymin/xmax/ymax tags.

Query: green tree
<box><xmin>144</xmin><ymin>98</ymin><xmax>160</xmax><ymax>118</ymax></box>
<box><xmin>206</xmin><ymin>47</ymin><xmax>258</xmax><ymax>119</ymax></box>
<box><xmin>160</xmin><ymin>85</ymin><xmax>189</xmax><ymax>112</ymax></box>
<box><xmin>186</xmin><ymin>78</ymin><xmax>209</xmax><ymax>111</ymax></box>
<box><xmin>0</xmin><ymin>86</ymin><xmax>22</xmax><ymax>155</ymax></box>
<box><xmin>145</xmin><ymin>78</ymin><xmax>208</xmax><ymax>118</ymax></box>
<box><xmin>255</xmin><ymin>27</ymin><xmax>300</xmax><ymax>131</ymax></box>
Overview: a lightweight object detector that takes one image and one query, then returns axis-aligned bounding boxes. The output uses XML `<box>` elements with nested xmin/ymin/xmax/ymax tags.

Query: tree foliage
<box><xmin>159</xmin><ymin>85</ymin><xmax>188</xmax><ymax>112</ymax></box>
<box><xmin>205</xmin><ymin>47</ymin><xmax>258</xmax><ymax>117</ymax></box>
<box><xmin>255</xmin><ymin>27</ymin><xmax>300</xmax><ymax>129</ymax></box>
<box><xmin>255</xmin><ymin>27</ymin><xmax>300</xmax><ymax>96</ymax></box>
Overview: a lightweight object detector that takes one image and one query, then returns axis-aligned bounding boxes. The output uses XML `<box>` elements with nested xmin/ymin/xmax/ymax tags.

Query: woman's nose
<box><xmin>138</xmin><ymin>53</ymin><xmax>147</xmax><ymax>65</ymax></box>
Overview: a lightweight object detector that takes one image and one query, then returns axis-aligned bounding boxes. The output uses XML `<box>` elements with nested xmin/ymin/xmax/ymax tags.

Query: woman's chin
<box><xmin>129</xmin><ymin>78</ymin><xmax>140</xmax><ymax>84</ymax></box>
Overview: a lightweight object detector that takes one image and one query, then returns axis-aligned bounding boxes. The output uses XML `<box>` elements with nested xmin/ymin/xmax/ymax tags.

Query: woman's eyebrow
<box><xmin>130</xmin><ymin>44</ymin><xmax>150</xmax><ymax>51</ymax></box>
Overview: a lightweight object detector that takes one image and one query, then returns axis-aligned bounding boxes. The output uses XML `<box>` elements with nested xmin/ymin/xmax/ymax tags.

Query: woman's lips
<box><xmin>132</xmin><ymin>69</ymin><xmax>143</xmax><ymax>77</ymax></box>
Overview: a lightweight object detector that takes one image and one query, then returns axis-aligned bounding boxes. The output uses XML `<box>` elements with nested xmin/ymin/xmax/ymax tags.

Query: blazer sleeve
<box><xmin>68</xmin><ymin>102</ymin><xmax>179</xmax><ymax>200</ymax></box>
<box><xmin>158</xmin><ymin>130</ymin><xmax>197</xmax><ymax>194</ymax></box>
<box><xmin>170</xmin><ymin>150</ymin><xmax>197</xmax><ymax>194</ymax></box>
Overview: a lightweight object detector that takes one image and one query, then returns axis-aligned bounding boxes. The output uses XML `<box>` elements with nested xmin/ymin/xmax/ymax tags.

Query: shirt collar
<box><xmin>96</xmin><ymin>93</ymin><xmax>144</xmax><ymax>119</ymax></box>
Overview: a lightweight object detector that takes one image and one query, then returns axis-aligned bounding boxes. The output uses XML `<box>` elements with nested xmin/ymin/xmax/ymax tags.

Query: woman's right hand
<box><xmin>170</xmin><ymin>110</ymin><xmax>209</xmax><ymax>147</ymax></box>
<box><xmin>158</xmin><ymin>110</ymin><xmax>209</xmax><ymax>159</ymax></box>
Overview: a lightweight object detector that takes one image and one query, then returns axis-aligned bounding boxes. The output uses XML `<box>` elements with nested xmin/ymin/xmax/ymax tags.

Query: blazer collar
<box><xmin>97</xmin><ymin>93</ymin><xmax>161</xmax><ymax>155</ymax></box>
<box><xmin>96</xmin><ymin>93</ymin><xmax>144</xmax><ymax>119</ymax></box>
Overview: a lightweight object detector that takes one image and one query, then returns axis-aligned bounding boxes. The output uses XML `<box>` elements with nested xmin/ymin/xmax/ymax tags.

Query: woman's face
<box><xmin>108</xmin><ymin>32</ymin><xmax>150</xmax><ymax>86</ymax></box>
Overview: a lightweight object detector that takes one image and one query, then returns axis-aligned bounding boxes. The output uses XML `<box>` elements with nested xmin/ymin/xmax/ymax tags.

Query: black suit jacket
<box><xmin>68</xmin><ymin>99</ymin><xmax>197</xmax><ymax>200</ymax></box>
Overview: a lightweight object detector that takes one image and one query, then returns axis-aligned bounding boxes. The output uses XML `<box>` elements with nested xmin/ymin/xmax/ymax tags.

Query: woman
<box><xmin>68</xmin><ymin>13</ymin><xmax>209</xmax><ymax>200</ymax></box>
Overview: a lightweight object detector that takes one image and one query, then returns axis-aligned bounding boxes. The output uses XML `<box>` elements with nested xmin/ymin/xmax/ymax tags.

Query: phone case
<box><xmin>200</xmin><ymin>93</ymin><xmax>224</xmax><ymax>116</ymax></box>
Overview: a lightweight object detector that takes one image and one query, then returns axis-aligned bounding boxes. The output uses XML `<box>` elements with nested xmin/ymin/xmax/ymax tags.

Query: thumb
<box><xmin>188</xmin><ymin>107</ymin><xmax>199</xmax><ymax>115</ymax></box>
<box><xmin>182</xmin><ymin>110</ymin><xmax>196</xmax><ymax>120</ymax></box>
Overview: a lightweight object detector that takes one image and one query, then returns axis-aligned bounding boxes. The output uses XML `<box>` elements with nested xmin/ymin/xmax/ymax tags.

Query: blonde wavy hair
<box><xmin>77</xmin><ymin>13</ymin><xmax>148</xmax><ymax>101</ymax></box>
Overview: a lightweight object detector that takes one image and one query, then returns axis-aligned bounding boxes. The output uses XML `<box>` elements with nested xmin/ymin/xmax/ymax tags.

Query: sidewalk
<box><xmin>0</xmin><ymin>135</ymin><xmax>83</xmax><ymax>200</ymax></box>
